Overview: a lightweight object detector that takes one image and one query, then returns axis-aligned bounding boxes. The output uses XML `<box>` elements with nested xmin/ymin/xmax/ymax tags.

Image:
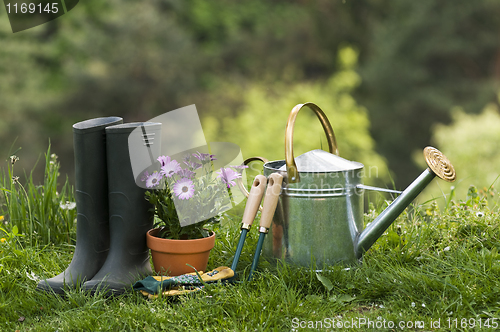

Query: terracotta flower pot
<box><xmin>146</xmin><ymin>228</ymin><xmax>216</xmax><ymax>276</ymax></box>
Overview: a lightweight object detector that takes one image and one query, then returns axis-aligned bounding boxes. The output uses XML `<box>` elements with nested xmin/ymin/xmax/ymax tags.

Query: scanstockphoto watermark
<box><xmin>3</xmin><ymin>0</ymin><xmax>79</xmax><ymax>33</ymax></box>
<box><xmin>291</xmin><ymin>317</ymin><xmax>499</xmax><ymax>330</ymax></box>
<box><xmin>291</xmin><ymin>317</ymin><xmax>429</xmax><ymax>330</ymax></box>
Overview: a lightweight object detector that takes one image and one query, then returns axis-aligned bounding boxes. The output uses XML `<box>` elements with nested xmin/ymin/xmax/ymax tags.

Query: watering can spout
<box><xmin>355</xmin><ymin>147</ymin><xmax>456</xmax><ymax>258</ymax></box>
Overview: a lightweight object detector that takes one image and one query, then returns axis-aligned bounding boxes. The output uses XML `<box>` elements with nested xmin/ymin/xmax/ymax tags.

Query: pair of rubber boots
<box><xmin>37</xmin><ymin>117</ymin><xmax>161</xmax><ymax>296</ymax></box>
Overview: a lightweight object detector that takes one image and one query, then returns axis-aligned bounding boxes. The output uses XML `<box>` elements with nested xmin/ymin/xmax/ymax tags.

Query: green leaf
<box><xmin>200</xmin><ymin>228</ymin><xmax>209</xmax><ymax>238</ymax></box>
<box><xmin>338</xmin><ymin>294</ymin><xmax>355</xmax><ymax>303</ymax></box>
<box><xmin>316</xmin><ymin>273</ymin><xmax>333</xmax><ymax>292</ymax></box>
<box><xmin>329</xmin><ymin>294</ymin><xmax>355</xmax><ymax>304</ymax></box>
<box><xmin>328</xmin><ymin>295</ymin><xmax>337</xmax><ymax>302</ymax></box>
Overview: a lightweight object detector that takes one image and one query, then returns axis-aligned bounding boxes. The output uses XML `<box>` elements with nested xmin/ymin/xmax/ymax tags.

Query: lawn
<box><xmin>1</xmin><ymin>151</ymin><xmax>500</xmax><ymax>331</ymax></box>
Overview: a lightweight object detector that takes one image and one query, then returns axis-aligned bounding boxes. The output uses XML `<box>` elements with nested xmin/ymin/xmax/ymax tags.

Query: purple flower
<box><xmin>184</xmin><ymin>160</ymin><xmax>202</xmax><ymax>170</ymax></box>
<box><xmin>216</xmin><ymin>167</ymin><xmax>241</xmax><ymax>189</ymax></box>
<box><xmin>230</xmin><ymin>165</ymin><xmax>248</xmax><ymax>174</ymax></box>
<box><xmin>146</xmin><ymin>172</ymin><xmax>162</xmax><ymax>188</ymax></box>
<box><xmin>141</xmin><ymin>171</ymin><xmax>150</xmax><ymax>182</ymax></box>
<box><xmin>157</xmin><ymin>156</ymin><xmax>171</xmax><ymax>167</ymax></box>
<box><xmin>193</xmin><ymin>152</ymin><xmax>217</xmax><ymax>163</ymax></box>
<box><xmin>177</xmin><ymin>168</ymin><xmax>196</xmax><ymax>179</ymax></box>
<box><xmin>173</xmin><ymin>178</ymin><xmax>195</xmax><ymax>200</ymax></box>
<box><xmin>182</xmin><ymin>154</ymin><xmax>191</xmax><ymax>164</ymax></box>
<box><xmin>160</xmin><ymin>159</ymin><xmax>182</xmax><ymax>178</ymax></box>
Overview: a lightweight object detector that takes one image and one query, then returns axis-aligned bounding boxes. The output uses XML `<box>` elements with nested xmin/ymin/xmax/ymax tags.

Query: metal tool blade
<box><xmin>231</xmin><ymin>228</ymin><xmax>248</xmax><ymax>272</ymax></box>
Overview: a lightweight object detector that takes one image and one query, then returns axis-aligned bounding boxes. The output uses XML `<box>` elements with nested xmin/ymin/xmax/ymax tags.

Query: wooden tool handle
<box><xmin>241</xmin><ymin>175</ymin><xmax>267</xmax><ymax>227</ymax></box>
<box><xmin>259</xmin><ymin>173</ymin><xmax>283</xmax><ymax>230</ymax></box>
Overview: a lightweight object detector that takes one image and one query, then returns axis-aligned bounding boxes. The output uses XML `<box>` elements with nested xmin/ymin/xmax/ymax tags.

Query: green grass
<box><xmin>1</xmin><ymin>146</ymin><xmax>76</xmax><ymax>247</ymax></box>
<box><xmin>1</xmin><ymin>152</ymin><xmax>500</xmax><ymax>331</ymax></box>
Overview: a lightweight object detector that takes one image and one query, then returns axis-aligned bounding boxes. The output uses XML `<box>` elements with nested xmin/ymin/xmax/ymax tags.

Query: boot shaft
<box><xmin>73</xmin><ymin>117</ymin><xmax>123</xmax><ymax>200</ymax></box>
<box><xmin>105</xmin><ymin>122</ymin><xmax>161</xmax><ymax>251</ymax></box>
<box><xmin>72</xmin><ymin>116</ymin><xmax>124</xmax><ymax>254</ymax></box>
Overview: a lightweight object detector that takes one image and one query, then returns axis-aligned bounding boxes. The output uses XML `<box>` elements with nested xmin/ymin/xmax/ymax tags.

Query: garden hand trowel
<box><xmin>248</xmin><ymin>173</ymin><xmax>283</xmax><ymax>281</ymax></box>
<box><xmin>230</xmin><ymin>175</ymin><xmax>268</xmax><ymax>273</ymax></box>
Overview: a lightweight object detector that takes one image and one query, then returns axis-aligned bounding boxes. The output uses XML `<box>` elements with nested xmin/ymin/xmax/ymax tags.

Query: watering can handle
<box><xmin>236</xmin><ymin>156</ymin><xmax>269</xmax><ymax>212</ymax></box>
<box><xmin>285</xmin><ymin>102</ymin><xmax>339</xmax><ymax>183</ymax></box>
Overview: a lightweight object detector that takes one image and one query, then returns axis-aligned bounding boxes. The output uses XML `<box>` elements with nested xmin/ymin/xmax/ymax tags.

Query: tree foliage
<box><xmin>0</xmin><ymin>0</ymin><xmax>499</xmax><ymax>187</ymax></box>
<box><xmin>357</xmin><ymin>0</ymin><xmax>500</xmax><ymax>186</ymax></box>
<box><xmin>421</xmin><ymin>94</ymin><xmax>500</xmax><ymax>201</ymax></box>
<box><xmin>201</xmin><ymin>47</ymin><xmax>389</xmax><ymax>185</ymax></box>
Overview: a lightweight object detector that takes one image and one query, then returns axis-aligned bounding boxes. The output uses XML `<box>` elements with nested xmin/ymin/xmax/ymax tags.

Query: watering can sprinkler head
<box><xmin>355</xmin><ymin>146</ymin><xmax>456</xmax><ymax>258</ymax></box>
<box><xmin>423</xmin><ymin>146</ymin><xmax>456</xmax><ymax>182</ymax></box>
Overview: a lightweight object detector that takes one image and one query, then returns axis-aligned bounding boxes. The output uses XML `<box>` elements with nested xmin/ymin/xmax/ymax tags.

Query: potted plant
<box><xmin>143</xmin><ymin>151</ymin><xmax>244</xmax><ymax>276</ymax></box>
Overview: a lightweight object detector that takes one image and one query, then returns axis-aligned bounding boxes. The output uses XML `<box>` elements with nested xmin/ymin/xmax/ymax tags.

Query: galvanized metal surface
<box><xmin>262</xmin><ymin>160</ymin><xmax>365</xmax><ymax>267</ymax></box>
<box><xmin>279</xmin><ymin>149</ymin><xmax>361</xmax><ymax>173</ymax></box>
<box><xmin>356</xmin><ymin>168</ymin><xmax>436</xmax><ymax>257</ymax></box>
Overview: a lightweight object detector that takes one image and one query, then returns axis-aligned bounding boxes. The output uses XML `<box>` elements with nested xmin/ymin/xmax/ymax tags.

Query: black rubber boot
<box><xmin>82</xmin><ymin>122</ymin><xmax>161</xmax><ymax>295</ymax></box>
<box><xmin>37</xmin><ymin>116</ymin><xmax>123</xmax><ymax>294</ymax></box>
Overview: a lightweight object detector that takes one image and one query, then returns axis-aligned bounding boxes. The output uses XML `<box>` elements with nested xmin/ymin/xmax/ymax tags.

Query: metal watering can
<box><xmin>242</xmin><ymin>102</ymin><xmax>456</xmax><ymax>267</ymax></box>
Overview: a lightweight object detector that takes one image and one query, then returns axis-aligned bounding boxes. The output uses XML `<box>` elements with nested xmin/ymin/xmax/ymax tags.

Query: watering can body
<box><xmin>262</xmin><ymin>158</ymin><xmax>365</xmax><ymax>266</ymax></box>
<box><xmin>244</xmin><ymin>102</ymin><xmax>456</xmax><ymax>268</ymax></box>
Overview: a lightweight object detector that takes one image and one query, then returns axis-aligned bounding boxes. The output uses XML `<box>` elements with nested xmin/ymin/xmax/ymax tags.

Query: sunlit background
<box><xmin>1</xmin><ymin>0</ymin><xmax>499</xmax><ymax>205</ymax></box>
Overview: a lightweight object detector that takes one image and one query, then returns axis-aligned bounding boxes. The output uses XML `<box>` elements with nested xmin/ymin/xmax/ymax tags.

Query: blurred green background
<box><xmin>1</xmin><ymin>0</ymin><xmax>499</xmax><ymax>201</ymax></box>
